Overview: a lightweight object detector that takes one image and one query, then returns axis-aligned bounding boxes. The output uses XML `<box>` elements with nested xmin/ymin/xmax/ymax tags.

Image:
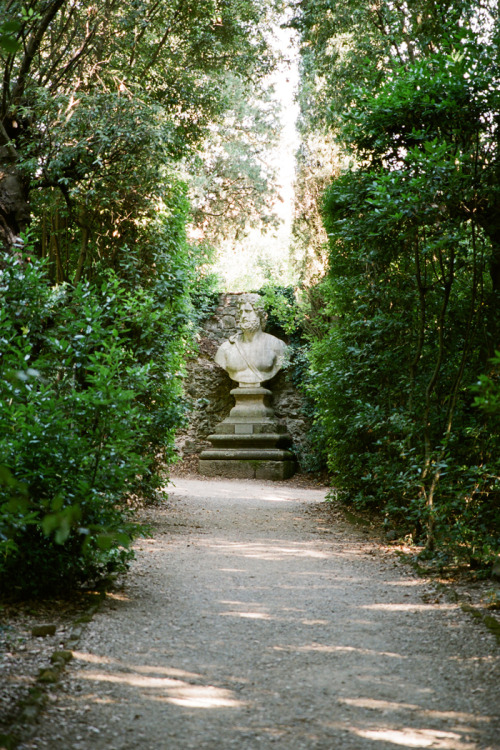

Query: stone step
<box><xmin>199</xmin><ymin>458</ymin><xmax>296</xmax><ymax>480</ymax></box>
<box><xmin>207</xmin><ymin>433</ymin><xmax>291</xmax><ymax>449</ymax></box>
<box><xmin>199</xmin><ymin>448</ymin><xmax>294</xmax><ymax>461</ymax></box>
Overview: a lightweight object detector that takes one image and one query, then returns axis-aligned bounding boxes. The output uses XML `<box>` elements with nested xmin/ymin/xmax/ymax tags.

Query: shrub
<box><xmin>0</xmin><ymin>250</ymin><xmax>189</xmax><ymax>595</ymax></box>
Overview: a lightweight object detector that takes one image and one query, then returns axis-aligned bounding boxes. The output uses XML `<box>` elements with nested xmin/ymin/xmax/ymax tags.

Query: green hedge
<box><xmin>0</xmin><ymin>250</ymin><xmax>190</xmax><ymax>595</ymax></box>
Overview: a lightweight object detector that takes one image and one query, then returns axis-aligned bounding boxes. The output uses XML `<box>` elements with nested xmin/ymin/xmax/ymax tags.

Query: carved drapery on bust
<box><xmin>215</xmin><ymin>294</ymin><xmax>286</xmax><ymax>387</ymax></box>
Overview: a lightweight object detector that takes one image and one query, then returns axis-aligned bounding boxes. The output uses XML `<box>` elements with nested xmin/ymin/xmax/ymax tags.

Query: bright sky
<box><xmin>270</xmin><ymin>24</ymin><xmax>301</xmax><ymax>227</ymax></box>
<box><xmin>212</xmin><ymin>22</ymin><xmax>300</xmax><ymax>292</ymax></box>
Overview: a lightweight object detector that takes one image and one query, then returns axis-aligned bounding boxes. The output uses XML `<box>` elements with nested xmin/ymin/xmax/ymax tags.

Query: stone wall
<box><xmin>175</xmin><ymin>294</ymin><xmax>310</xmax><ymax>465</ymax></box>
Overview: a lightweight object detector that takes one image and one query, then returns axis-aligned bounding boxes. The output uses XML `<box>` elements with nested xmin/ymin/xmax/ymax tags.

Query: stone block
<box><xmin>235</xmin><ymin>424</ymin><xmax>253</xmax><ymax>434</ymax></box>
<box><xmin>199</xmin><ymin>459</ymin><xmax>255</xmax><ymax>479</ymax></box>
<box><xmin>215</xmin><ymin>423</ymin><xmax>235</xmax><ymax>434</ymax></box>
<box><xmin>255</xmin><ymin>460</ymin><xmax>296</xmax><ymax>480</ymax></box>
<box><xmin>182</xmin><ymin>439</ymin><xmax>199</xmax><ymax>455</ymax></box>
<box><xmin>198</xmin><ymin>459</ymin><xmax>296</xmax><ymax>481</ymax></box>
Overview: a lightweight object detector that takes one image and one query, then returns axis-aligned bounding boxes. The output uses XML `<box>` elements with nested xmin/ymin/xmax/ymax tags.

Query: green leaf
<box><xmin>0</xmin><ymin>35</ymin><xmax>20</xmax><ymax>53</ymax></box>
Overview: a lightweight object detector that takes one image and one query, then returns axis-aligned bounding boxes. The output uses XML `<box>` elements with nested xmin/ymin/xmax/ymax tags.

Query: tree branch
<box><xmin>49</xmin><ymin>25</ymin><xmax>98</xmax><ymax>91</ymax></box>
<box><xmin>10</xmin><ymin>0</ymin><xmax>67</xmax><ymax>105</ymax></box>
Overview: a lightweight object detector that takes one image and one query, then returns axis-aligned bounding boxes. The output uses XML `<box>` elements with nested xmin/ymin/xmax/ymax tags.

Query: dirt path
<box><xmin>19</xmin><ymin>477</ymin><xmax>499</xmax><ymax>750</ymax></box>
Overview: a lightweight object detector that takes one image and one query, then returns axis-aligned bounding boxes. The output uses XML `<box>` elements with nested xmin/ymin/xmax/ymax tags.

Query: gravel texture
<box><xmin>15</xmin><ymin>477</ymin><xmax>500</xmax><ymax>750</ymax></box>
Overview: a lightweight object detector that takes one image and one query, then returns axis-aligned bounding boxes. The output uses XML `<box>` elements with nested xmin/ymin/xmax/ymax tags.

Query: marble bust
<box><xmin>215</xmin><ymin>294</ymin><xmax>286</xmax><ymax>387</ymax></box>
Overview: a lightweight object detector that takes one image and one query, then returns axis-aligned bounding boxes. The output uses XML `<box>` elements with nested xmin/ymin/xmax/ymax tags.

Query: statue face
<box><xmin>239</xmin><ymin>302</ymin><xmax>261</xmax><ymax>332</ymax></box>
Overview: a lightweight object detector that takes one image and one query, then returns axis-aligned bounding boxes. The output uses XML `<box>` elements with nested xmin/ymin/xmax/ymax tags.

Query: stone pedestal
<box><xmin>199</xmin><ymin>387</ymin><xmax>295</xmax><ymax>480</ymax></box>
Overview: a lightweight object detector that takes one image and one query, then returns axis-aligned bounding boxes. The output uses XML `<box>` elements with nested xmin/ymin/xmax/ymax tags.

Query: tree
<box><xmin>0</xmin><ymin>0</ymin><xmax>283</xmax><ymax>266</ymax></box>
<box><xmin>186</xmin><ymin>72</ymin><xmax>281</xmax><ymax>245</ymax></box>
<box><xmin>0</xmin><ymin>0</ymin><xmax>286</xmax><ymax>594</ymax></box>
<box><xmin>292</xmin><ymin>0</ymin><xmax>500</xmax><ymax>563</ymax></box>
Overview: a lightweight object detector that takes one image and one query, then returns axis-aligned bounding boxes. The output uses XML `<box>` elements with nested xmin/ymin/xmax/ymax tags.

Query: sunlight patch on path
<box><xmin>79</xmin><ymin>670</ymin><xmax>245</xmax><ymax>709</ymax></box>
<box><xmin>351</xmin><ymin>726</ymin><xmax>475</xmax><ymax>749</ymax></box>
<box><xmin>340</xmin><ymin>698</ymin><xmax>492</xmax><ymax>724</ymax></box>
<box><xmin>209</xmin><ymin>540</ymin><xmax>330</xmax><ymax>560</ymax></box>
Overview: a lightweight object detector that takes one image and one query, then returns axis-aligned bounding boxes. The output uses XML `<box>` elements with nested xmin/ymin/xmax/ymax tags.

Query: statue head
<box><xmin>237</xmin><ymin>294</ymin><xmax>267</xmax><ymax>333</ymax></box>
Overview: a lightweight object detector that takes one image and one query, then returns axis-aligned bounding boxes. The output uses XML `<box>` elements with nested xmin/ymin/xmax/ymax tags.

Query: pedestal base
<box><xmin>199</xmin><ymin>458</ymin><xmax>296</xmax><ymax>481</ymax></box>
<box><xmin>198</xmin><ymin>386</ymin><xmax>296</xmax><ymax>481</ymax></box>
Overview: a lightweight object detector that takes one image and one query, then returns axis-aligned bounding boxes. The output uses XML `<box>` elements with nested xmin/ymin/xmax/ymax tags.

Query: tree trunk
<box><xmin>477</xmin><ymin>212</ymin><xmax>500</xmax><ymax>357</ymax></box>
<box><xmin>0</xmin><ymin>135</ymin><xmax>30</xmax><ymax>251</ymax></box>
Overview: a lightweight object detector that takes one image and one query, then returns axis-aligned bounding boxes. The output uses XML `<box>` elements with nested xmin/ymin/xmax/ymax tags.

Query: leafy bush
<box><xmin>0</xmin><ymin>248</ymin><xmax>191</xmax><ymax>595</ymax></box>
<box><xmin>293</xmin><ymin>14</ymin><xmax>500</xmax><ymax>568</ymax></box>
<box><xmin>309</xmin><ymin>151</ymin><xmax>500</xmax><ymax>564</ymax></box>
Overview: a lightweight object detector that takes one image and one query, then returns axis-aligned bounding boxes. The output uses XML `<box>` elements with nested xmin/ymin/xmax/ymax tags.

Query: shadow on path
<box><xmin>18</xmin><ymin>477</ymin><xmax>499</xmax><ymax>750</ymax></box>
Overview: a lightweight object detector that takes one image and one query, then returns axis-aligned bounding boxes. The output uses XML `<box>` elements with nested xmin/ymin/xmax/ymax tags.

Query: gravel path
<box><xmin>19</xmin><ymin>477</ymin><xmax>499</xmax><ymax>750</ymax></box>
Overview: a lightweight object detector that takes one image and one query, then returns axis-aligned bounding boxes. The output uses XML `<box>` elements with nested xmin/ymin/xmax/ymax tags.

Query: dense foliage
<box><xmin>0</xmin><ymin>0</ymin><xmax>284</xmax><ymax>595</ymax></box>
<box><xmin>0</xmin><ymin>0</ymin><xmax>283</xmax><ymax>264</ymax></box>
<box><xmin>293</xmin><ymin>0</ymin><xmax>500</xmax><ymax>566</ymax></box>
<box><xmin>0</xmin><ymin>202</ymin><xmax>196</xmax><ymax>594</ymax></box>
